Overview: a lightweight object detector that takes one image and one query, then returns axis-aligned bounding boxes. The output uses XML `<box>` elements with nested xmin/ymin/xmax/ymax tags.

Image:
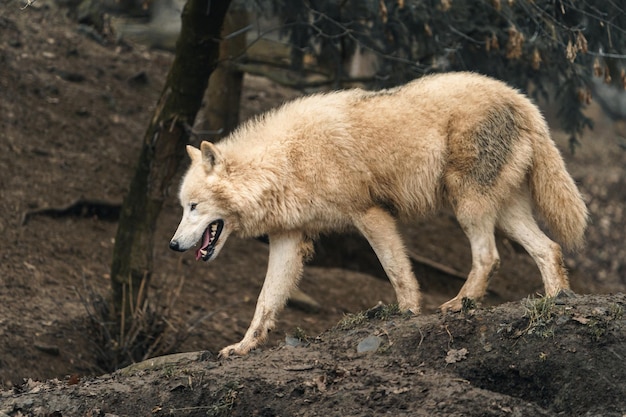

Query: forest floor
<box><xmin>1</xmin><ymin>1</ymin><xmax>625</xmax><ymax>415</ymax></box>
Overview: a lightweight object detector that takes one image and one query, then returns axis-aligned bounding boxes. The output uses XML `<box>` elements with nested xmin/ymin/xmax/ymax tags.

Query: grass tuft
<box><xmin>521</xmin><ymin>294</ymin><xmax>556</xmax><ymax>338</ymax></box>
<box><xmin>336</xmin><ymin>303</ymin><xmax>402</xmax><ymax>331</ymax></box>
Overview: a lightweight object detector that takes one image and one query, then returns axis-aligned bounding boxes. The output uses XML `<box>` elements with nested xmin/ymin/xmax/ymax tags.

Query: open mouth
<box><xmin>195</xmin><ymin>220</ymin><xmax>224</xmax><ymax>262</ymax></box>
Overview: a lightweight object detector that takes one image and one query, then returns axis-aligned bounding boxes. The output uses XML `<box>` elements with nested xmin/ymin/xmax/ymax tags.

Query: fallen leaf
<box><xmin>314</xmin><ymin>374</ymin><xmax>327</xmax><ymax>392</ymax></box>
<box><xmin>445</xmin><ymin>348</ymin><xmax>469</xmax><ymax>364</ymax></box>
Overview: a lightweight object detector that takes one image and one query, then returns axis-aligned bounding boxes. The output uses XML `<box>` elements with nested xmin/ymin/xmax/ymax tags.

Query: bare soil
<box><xmin>1</xmin><ymin>2</ymin><xmax>625</xmax><ymax>415</ymax></box>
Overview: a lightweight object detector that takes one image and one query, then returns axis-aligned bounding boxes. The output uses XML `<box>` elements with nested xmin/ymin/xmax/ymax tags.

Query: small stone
<box><xmin>285</xmin><ymin>336</ymin><xmax>304</xmax><ymax>347</ymax></box>
<box><xmin>357</xmin><ymin>336</ymin><xmax>382</xmax><ymax>353</ymax></box>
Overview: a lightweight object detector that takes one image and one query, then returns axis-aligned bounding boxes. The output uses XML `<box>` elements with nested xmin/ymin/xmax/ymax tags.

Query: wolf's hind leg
<box><xmin>496</xmin><ymin>190</ymin><xmax>569</xmax><ymax>296</ymax></box>
<box><xmin>441</xmin><ymin>205</ymin><xmax>500</xmax><ymax>312</ymax></box>
<box><xmin>219</xmin><ymin>231</ymin><xmax>307</xmax><ymax>358</ymax></box>
<box><xmin>352</xmin><ymin>207</ymin><xmax>421</xmax><ymax>313</ymax></box>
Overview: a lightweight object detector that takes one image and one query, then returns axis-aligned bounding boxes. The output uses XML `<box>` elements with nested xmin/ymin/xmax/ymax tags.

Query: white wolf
<box><xmin>170</xmin><ymin>72</ymin><xmax>588</xmax><ymax>358</ymax></box>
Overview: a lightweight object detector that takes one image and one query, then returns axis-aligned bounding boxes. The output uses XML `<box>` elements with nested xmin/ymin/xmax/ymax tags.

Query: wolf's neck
<box><xmin>225</xmin><ymin>157</ymin><xmax>295</xmax><ymax>238</ymax></box>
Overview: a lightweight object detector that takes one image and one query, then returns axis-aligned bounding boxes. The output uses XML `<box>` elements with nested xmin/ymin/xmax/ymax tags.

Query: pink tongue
<box><xmin>195</xmin><ymin>228</ymin><xmax>211</xmax><ymax>261</ymax></box>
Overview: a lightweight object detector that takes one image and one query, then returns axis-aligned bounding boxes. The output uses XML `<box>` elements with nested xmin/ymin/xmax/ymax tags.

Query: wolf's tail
<box><xmin>529</xmin><ymin>131</ymin><xmax>588</xmax><ymax>249</ymax></box>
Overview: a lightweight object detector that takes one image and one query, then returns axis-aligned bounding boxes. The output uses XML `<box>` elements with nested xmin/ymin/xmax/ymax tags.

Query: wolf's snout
<box><xmin>169</xmin><ymin>240</ymin><xmax>185</xmax><ymax>252</ymax></box>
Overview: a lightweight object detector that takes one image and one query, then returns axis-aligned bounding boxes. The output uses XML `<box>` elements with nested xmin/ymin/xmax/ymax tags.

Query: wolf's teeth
<box><xmin>200</xmin><ymin>249</ymin><xmax>208</xmax><ymax>256</ymax></box>
<box><xmin>211</xmin><ymin>223</ymin><xmax>218</xmax><ymax>232</ymax></box>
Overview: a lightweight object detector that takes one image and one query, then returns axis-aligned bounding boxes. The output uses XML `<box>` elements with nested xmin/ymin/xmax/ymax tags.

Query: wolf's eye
<box><xmin>190</xmin><ymin>203</ymin><xmax>198</xmax><ymax>211</ymax></box>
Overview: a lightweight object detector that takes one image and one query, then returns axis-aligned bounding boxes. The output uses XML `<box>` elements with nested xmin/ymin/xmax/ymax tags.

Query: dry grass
<box><xmin>521</xmin><ymin>294</ymin><xmax>556</xmax><ymax>338</ymax></box>
<box><xmin>336</xmin><ymin>302</ymin><xmax>402</xmax><ymax>331</ymax></box>
<box><xmin>76</xmin><ymin>274</ymin><xmax>190</xmax><ymax>371</ymax></box>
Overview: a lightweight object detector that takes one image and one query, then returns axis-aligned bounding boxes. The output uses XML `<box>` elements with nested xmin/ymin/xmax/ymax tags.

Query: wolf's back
<box><xmin>529</xmin><ymin>133</ymin><xmax>588</xmax><ymax>249</ymax></box>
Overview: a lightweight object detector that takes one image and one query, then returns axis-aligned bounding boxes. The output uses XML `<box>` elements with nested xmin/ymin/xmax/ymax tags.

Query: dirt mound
<box><xmin>2</xmin><ymin>294</ymin><xmax>625</xmax><ymax>416</ymax></box>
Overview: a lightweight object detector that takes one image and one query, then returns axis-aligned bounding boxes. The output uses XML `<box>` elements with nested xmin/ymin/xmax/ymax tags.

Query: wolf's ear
<box><xmin>186</xmin><ymin>145</ymin><xmax>201</xmax><ymax>163</ymax></box>
<box><xmin>200</xmin><ymin>141</ymin><xmax>222</xmax><ymax>172</ymax></box>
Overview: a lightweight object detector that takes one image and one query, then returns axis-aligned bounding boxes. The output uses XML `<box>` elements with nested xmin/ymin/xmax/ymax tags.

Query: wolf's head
<box><xmin>169</xmin><ymin>141</ymin><xmax>233</xmax><ymax>262</ymax></box>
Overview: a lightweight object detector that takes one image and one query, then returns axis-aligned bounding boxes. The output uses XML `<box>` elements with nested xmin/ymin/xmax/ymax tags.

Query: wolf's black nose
<box><xmin>169</xmin><ymin>240</ymin><xmax>182</xmax><ymax>251</ymax></box>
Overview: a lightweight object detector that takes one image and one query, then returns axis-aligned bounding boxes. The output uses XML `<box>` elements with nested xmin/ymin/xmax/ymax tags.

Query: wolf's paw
<box><xmin>218</xmin><ymin>343</ymin><xmax>249</xmax><ymax>359</ymax></box>
<box><xmin>399</xmin><ymin>304</ymin><xmax>421</xmax><ymax>315</ymax></box>
<box><xmin>555</xmin><ymin>288</ymin><xmax>576</xmax><ymax>299</ymax></box>
<box><xmin>439</xmin><ymin>296</ymin><xmax>463</xmax><ymax>313</ymax></box>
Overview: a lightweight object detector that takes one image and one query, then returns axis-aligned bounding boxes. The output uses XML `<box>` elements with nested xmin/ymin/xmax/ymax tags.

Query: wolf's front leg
<box><xmin>218</xmin><ymin>231</ymin><xmax>308</xmax><ymax>358</ymax></box>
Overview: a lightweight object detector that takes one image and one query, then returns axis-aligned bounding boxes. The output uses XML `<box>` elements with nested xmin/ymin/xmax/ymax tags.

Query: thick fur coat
<box><xmin>170</xmin><ymin>72</ymin><xmax>588</xmax><ymax>357</ymax></box>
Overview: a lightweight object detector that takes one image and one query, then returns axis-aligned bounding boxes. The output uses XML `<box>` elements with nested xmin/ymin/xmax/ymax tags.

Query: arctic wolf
<box><xmin>170</xmin><ymin>72</ymin><xmax>588</xmax><ymax>358</ymax></box>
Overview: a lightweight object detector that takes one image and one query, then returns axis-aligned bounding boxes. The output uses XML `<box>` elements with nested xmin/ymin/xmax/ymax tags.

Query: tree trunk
<box><xmin>110</xmin><ymin>0</ymin><xmax>232</xmax><ymax>325</ymax></box>
<box><xmin>196</xmin><ymin>8</ymin><xmax>247</xmax><ymax>141</ymax></box>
